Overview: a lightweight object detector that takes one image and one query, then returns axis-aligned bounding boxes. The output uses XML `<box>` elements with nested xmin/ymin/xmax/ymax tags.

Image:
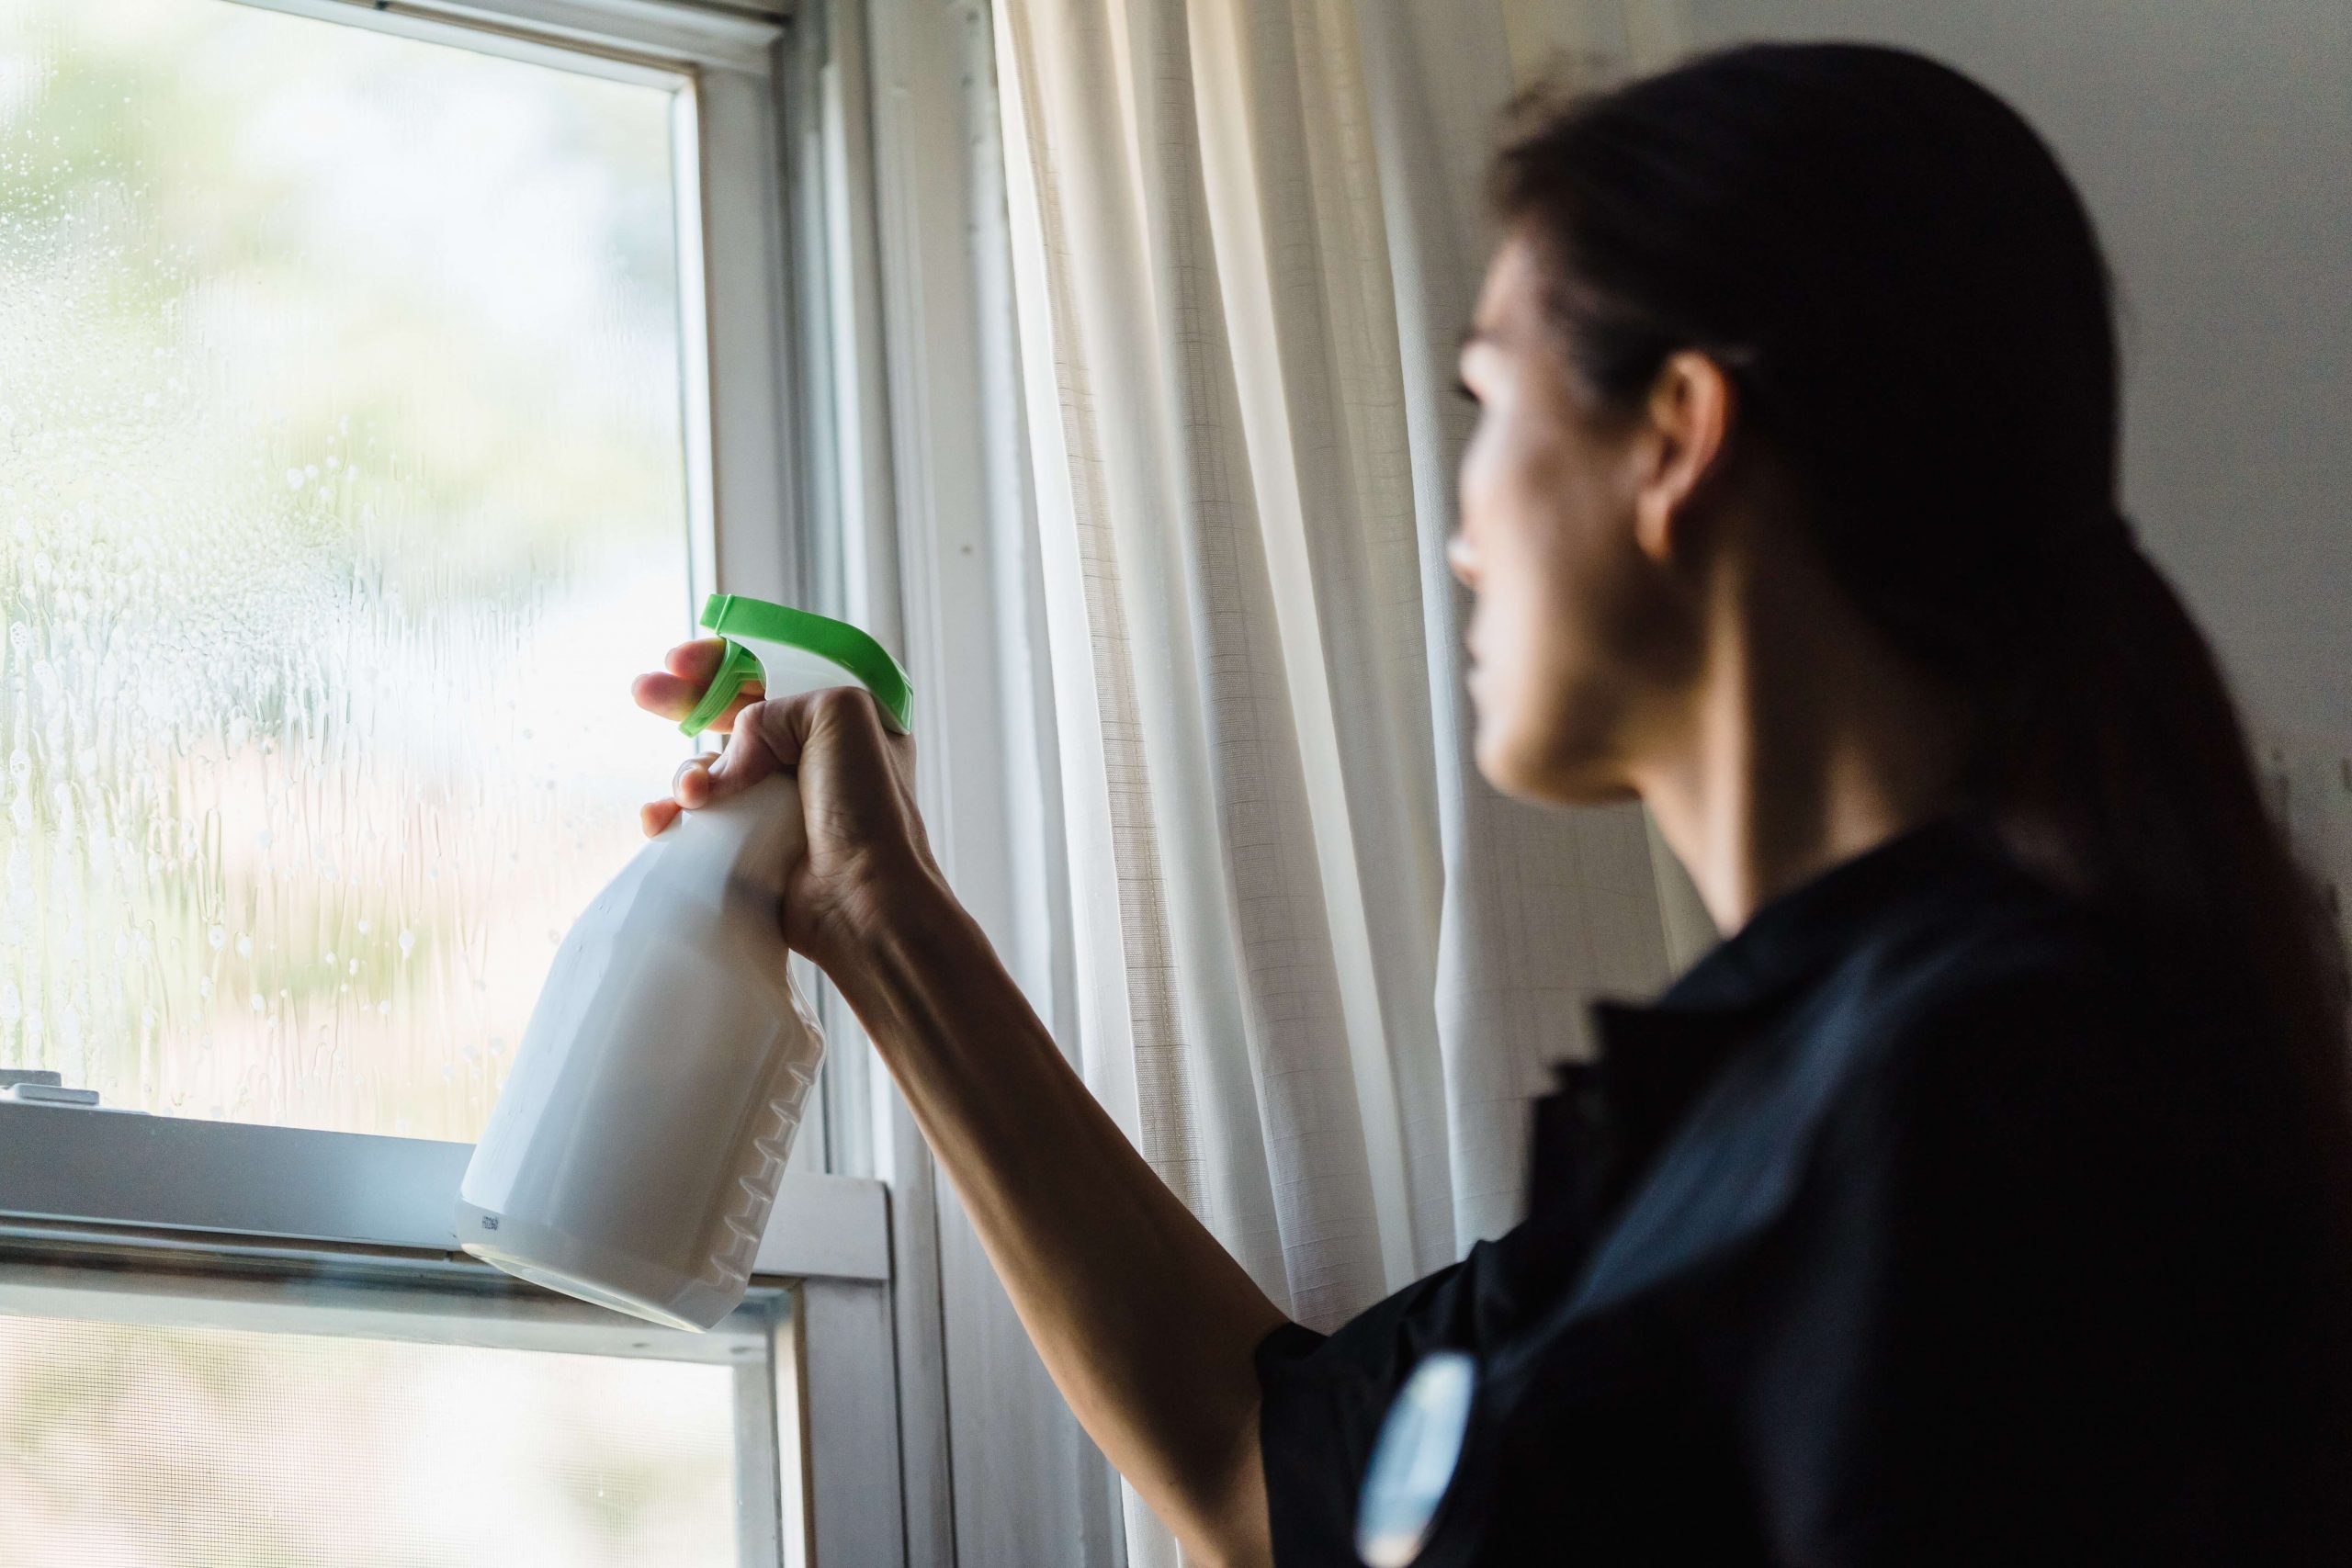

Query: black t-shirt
<box><xmin>1256</xmin><ymin>820</ymin><xmax>2352</xmax><ymax>1564</ymax></box>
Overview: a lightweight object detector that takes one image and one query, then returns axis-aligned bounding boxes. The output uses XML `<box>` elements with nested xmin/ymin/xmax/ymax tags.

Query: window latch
<box><xmin>0</xmin><ymin>1068</ymin><xmax>106</xmax><ymax>1109</ymax></box>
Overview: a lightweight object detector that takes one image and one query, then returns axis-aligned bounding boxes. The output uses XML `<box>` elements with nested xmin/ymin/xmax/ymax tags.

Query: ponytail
<box><xmin>1996</xmin><ymin>515</ymin><xmax>2349</xmax><ymax>1122</ymax></box>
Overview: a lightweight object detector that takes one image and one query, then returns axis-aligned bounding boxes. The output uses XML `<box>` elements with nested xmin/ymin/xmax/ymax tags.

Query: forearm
<box><xmin>828</xmin><ymin>881</ymin><xmax>1287</xmax><ymax>1565</ymax></box>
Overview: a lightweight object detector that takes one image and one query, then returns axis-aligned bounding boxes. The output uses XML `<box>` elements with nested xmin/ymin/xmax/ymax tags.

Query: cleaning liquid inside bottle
<box><xmin>455</xmin><ymin>596</ymin><xmax>910</xmax><ymax>1331</ymax></box>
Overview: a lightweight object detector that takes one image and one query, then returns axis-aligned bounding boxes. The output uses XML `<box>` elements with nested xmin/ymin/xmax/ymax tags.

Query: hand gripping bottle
<box><xmin>456</xmin><ymin>594</ymin><xmax>911</xmax><ymax>1330</ymax></box>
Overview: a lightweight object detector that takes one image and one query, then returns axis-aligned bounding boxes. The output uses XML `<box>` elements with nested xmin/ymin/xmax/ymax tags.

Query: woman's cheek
<box><xmin>1457</xmin><ymin>405</ymin><xmax>1510</xmax><ymax>519</ymax></box>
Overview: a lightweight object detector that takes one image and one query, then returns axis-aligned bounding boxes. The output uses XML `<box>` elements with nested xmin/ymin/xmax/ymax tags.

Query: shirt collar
<box><xmin>1644</xmin><ymin>815</ymin><xmax>2008</xmax><ymax>1017</ymax></box>
<box><xmin>1551</xmin><ymin>817</ymin><xmax>2014</xmax><ymax>1195</ymax></box>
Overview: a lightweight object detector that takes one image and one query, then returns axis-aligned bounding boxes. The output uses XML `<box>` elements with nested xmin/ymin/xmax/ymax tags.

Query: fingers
<box><xmin>630</xmin><ymin>671</ymin><xmax>704</xmax><ymax>722</ymax></box>
<box><xmin>689</xmin><ymin>688</ymin><xmax>889</xmax><ymax>800</ymax></box>
<box><xmin>631</xmin><ymin>639</ymin><xmax>763</xmax><ymax>732</ymax></box>
<box><xmin>640</xmin><ymin>755</ymin><xmax>719</xmax><ymax>838</ymax></box>
<box><xmin>672</xmin><ymin>755</ymin><xmax>718</xmax><ymax>808</ymax></box>
<box><xmin>755</xmin><ymin>685</ymin><xmax>897</xmax><ymax>767</ymax></box>
<box><xmin>639</xmin><ymin>753</ymin><xmax>724</xmax><ymax>837</ymax></box>
<box><xmin>639</xmin><ymin>686</ymin><xmax>902</xmax><ymax>837</ymax></box>
<box><xmin>665</xmin><ymin>638</ymin><xmax>728</xmax><ymax>682</ymax></box>
<box><xmin>701</xmin><ymin>702</ymin><xmax>788</xmax><ymax>801</ymax></box>
<box><xmin>630</xmin><ymin>675</ymin><xmax>765</xmax><ymax>732</ymax></box>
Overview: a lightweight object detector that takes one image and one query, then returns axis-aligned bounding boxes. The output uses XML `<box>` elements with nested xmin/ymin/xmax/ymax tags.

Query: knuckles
<box><xmin>781</xmin><ymin>685</ymin><xmax>891</xmax><ymax>752</ymax></box>
<box><xmin>802</xmin><ymin>685</ymin><xmax>879</xmax><ymax>726</ymax></box>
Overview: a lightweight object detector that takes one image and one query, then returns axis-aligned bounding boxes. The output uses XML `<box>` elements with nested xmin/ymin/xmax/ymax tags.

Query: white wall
<box><xmin>1684</xmin><ymin>0</ymin><xmax>2352</xmax><ymax>738</ymax></box>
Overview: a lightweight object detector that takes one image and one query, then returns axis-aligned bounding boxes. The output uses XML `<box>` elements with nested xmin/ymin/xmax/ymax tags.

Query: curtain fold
<box><xmin>993</xmin><ymin>0</ymin><xmax>1696</xmax><ymax>1556</ymax></box>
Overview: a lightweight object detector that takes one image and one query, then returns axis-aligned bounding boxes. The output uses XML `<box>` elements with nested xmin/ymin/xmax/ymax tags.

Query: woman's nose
<box><xmin>1446</xmin><ymin>533</ymin><xmax>1479</xmax><ymax>588</ymax></box>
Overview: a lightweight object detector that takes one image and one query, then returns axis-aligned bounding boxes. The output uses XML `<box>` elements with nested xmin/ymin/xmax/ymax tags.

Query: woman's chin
<box><xmin>1475</xmin><ymin>727</ymin><xmax>1598</xmax><ymax>806</ymax></box>
<box><xmin>1474</xmin><ymin>712</ymin><xmax>1634</xmax><ymax>807</ymax></box>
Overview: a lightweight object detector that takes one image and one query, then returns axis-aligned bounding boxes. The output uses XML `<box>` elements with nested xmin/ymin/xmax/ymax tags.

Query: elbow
<box><xmin>1174</xmin><ymin>1398</ymin><xmax>1276</xmax><ymax>1568</ymax></box>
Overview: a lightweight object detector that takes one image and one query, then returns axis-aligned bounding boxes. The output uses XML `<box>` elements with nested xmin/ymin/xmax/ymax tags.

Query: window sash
<box><xmin>0</xmin><ymin>1232</ymin><xmax>796</xmax><ymax>1563</ymax></box>
<box><xmin>0</xmin><ymin>2</ymin><xmax>911</xmax><ymax>1562</ymax></box>
<box><xmin>0</xmin><ymin>1101</ymin><xmax>888</xmax><ymax>1284</ymax></box>
<box><xmin>0</xmin><ymin>1097</ymin><xmax>895</xmax><ymax>1568</ymax></box>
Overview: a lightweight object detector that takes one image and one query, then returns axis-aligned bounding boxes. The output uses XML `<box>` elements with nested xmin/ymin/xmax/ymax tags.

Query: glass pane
<box><xmin>0</xmin><ymin>0</ymin><xmax>693</xmax><ymax>1136</ymax></box>
<box><xmin>0</xmin><ymin>1311</ymin><xmax>741</xmax><ymax>1568</ymax></box>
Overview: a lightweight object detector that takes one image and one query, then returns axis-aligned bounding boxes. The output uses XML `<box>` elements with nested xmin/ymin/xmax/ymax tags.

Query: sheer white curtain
<box><xmin>991</xmin><ymin>0</ymin><xmax>1704</xmax><ymax>1557</ymax></box>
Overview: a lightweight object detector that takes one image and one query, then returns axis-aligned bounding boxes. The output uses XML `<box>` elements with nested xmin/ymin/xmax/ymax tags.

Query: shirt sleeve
<box><xmin>1735</xmin><ymin>956</ymin><xmax>2352</xmax><ymax>1564</ymax></box>
<box><xmin>1255</xmin><ymin>1072</ymin><xmax>1621</xmax><ymax>1566</ymax></box>
<box><xmin>1254</xmin><ymin>1231</ymin><xmax>1536</xmax><ymax>1568</ymax></box>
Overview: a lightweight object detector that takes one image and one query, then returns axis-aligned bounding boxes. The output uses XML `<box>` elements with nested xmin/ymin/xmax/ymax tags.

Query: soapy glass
<box><xmin>0</xmin><ymin>0</ymin><xmax>693</xmax><ymax>1137</ymax></box>
<box><xmin>0</xmin><ymin>1311</ymin><xmax>740</xmax><ymax>1568</ymax></box>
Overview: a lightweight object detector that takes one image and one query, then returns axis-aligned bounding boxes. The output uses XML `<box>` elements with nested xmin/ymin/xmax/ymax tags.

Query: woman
<box><xmin>637</xmin><ymin>43</ymin><xmax>2352</xmax><ymax>1566</ymax></box>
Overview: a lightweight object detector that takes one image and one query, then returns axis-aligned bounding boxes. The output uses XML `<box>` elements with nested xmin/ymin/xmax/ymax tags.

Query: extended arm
<box><xmin>840</xmin><ymin>883</ymin><xmax>1287</xmax><ymax>1567</ymax></box>
<box><xmin>636</xmin><ymin>653</ymin><xmax>1286</xmax><ymax>1567</ymax></box>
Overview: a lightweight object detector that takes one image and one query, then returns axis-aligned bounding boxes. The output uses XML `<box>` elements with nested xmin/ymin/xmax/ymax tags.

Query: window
<box><xmin>0</xmin><ymin>3</ymin><xmax>910</xmax><ymax>1562</ymax></box>
<box><xmin>0</xmin><ymin>0</ymin><xmax>689</xmax><ymax>1142</ymax></box>
<box><xmin>0</xmin><ymin>1308</ymin><xmax>743</xmax><ymax>1566</ymax></box>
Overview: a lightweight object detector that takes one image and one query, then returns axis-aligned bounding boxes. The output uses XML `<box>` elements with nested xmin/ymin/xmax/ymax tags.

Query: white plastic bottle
<box><xmin>456</xmin><ymin>595</ymin><xmax>910</xmax><ymax>1331</ymax></box>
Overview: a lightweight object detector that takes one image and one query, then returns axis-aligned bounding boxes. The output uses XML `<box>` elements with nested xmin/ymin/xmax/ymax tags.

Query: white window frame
<box><xmin>0</xmin><ymin>2</ymin><xmax>914</xmax><ymax>1563</ymax></box>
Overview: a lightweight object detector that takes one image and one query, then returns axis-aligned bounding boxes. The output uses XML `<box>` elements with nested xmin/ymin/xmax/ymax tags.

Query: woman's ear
<box><xmin>1633</xmin><ymin>351</ymin><xmax>1736</xmax><ymax>568</ymax></box>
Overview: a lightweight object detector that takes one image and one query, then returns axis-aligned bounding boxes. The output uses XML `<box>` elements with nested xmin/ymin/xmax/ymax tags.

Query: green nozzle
<box><xmin>677</xmin><ymin>595</ymin><xmax>914</xmax><ymax>739</ymax></box>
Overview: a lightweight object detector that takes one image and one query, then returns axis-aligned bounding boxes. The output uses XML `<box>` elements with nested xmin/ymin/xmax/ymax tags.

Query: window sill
<box><xmin>0</xmin><ymin>1100</ymin><xmax>888</xmax><ymax>1287</ymax></box>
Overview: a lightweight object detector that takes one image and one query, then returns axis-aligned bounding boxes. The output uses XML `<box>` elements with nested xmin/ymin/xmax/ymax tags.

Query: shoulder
<box><xmin>1705</xmin><ymin>846</ymin><xmax>2154</xmax><ymax>1162</ymax></box>
<box><xmin>1793</xmin><ymin>864</ymin><xmax>2221</xmax><ymax>1242</ymax></box>
<box><xmin>1817</xmin><ymin>853</ymin><xmax>2138</xmax><ymax>1056</ymax></box>
<box><xmin>1559</xmin><ymin>856</ymin><xmax>2163</xmax><ymax>1319</ymax></box>
<box><xmin>1736</xmin><ymin>885</ymin><xmax>2352</xmax><ymax>1565</ymax></box>
<box><xmin>1797</xmin><ymin>851</ymin><xmax>2186</xmax><ymax>1146</ymax></box>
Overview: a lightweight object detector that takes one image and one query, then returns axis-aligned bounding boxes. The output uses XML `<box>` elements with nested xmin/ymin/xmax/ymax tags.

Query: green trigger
<box><xmin>678</xmin><ymin>639</ymin><xmax>762</xmax><ymax>738</ymax></box>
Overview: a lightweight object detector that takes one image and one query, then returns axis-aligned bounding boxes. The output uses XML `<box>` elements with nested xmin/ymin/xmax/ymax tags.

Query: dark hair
<box><xmin>1491</xmin><ymin>46</ymin><xmax>2349</xmax><ymax>1138</ymax></box>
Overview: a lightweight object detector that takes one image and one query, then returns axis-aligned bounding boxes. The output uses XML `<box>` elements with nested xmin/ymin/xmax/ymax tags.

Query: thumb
<box><xmin>674</xmin><ymin>697</ymin><xmax>796</xmax><ymax>809</ymax></box>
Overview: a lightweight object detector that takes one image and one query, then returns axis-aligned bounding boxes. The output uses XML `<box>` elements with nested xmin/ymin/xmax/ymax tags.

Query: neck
<box><xmin>1629</xmin><ymin>552</ymin><xmax>1970</xmax><ymax>934</ymax></box>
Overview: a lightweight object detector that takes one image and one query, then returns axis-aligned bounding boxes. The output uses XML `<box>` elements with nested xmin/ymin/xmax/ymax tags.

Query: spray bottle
<box><xmin>455</xmin><ymin>593</ymin><xmax>910</xmax><ymax>1331</ymax></box>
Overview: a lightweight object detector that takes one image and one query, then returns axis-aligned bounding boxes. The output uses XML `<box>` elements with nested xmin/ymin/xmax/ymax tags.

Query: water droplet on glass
<box><xmin>0</xmin><ymin>15</ymin><xmax>691</xmax><ymax>1141</ymax></box>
